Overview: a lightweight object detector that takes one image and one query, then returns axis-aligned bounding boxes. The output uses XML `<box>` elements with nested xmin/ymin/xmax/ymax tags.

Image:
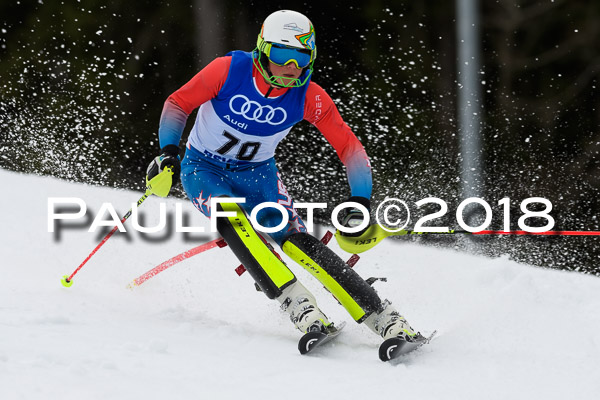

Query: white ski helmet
<box><xmin>254</xmin><ymin>10</ymin><xmax>316</xmax><ymax>87</ymax></box>
<box><xmin>259</xmin><ymin>10</ymin><xmax>316</xmax><ymax>53</ymax></box>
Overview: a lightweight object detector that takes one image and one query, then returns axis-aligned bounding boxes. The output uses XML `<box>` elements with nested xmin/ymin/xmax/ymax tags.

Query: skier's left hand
<box><xmin>338</xmin><ymin>196</ymin><xmax>371</xmax><ymax>237</ymax></box>
<box><xmin>146</xmin><ymin>144</ymin><xmax>181</xmax><ymax>189</ymax></box>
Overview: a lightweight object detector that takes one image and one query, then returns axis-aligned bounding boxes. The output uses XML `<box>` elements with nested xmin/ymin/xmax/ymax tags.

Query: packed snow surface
<box><xmin>1</xmin><ymin>168</ymin><xmax>599</xmax><ymax>400</ymax></box>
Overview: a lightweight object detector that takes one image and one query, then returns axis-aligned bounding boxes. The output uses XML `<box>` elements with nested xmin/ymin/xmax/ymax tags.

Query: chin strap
<box><xmin>259</xmin><ymin>51</ymin><xmax>290</xmax><ymax>91</ymax></box>
<box><xmin>256</xmin><ymin>52</ymin><xmax>277</xmax><ymax>97</ymax></box>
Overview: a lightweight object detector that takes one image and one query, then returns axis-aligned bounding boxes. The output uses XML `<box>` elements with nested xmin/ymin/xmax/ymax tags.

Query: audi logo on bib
<box><xmin>229</xmin><ymin>94</ymin><xmax>287</xmax><ymax>125</ymax></box>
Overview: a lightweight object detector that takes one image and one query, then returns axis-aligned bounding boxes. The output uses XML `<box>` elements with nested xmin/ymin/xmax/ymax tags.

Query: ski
<box><xmin>298</xmin><ymin>322</ymin><xmax>346</xmax><ymax>355</ymax></box>
<box><xmin>378</xmin><ymin>330</ymin><xmax>437</xmax><ymax>362</ymax></box>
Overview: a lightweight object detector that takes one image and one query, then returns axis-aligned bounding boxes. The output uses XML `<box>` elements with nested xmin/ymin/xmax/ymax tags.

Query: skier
<box><xmin>147</xmin><ymin>10</ymin><xmax>421</xmax><ymax>349</ymax></box>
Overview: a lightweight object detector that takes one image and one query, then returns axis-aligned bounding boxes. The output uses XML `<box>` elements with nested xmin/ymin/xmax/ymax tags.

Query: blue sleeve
<box><xmin>346</xmin><ymin>155</ymin><xmax>372</xmax><ymax>199</ymax></box>
<box><xmin>158</xmin><ymin>99</ymin><xmax>189</xmax><ymax>149</ymax></box>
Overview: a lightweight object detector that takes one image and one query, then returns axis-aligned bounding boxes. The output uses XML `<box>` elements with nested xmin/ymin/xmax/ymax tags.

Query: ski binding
<box><xmin>379</xmin><ymin>330</ymin><xmax>437</xmax><ymax>362</ymax></box>
<box><xmin>298</xmin><ymin>322</ymin><xmax>346</xmax><ymax>355</ymax></box>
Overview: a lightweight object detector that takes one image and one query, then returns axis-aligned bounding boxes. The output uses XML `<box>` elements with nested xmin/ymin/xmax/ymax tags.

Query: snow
<box><xmin>1</xmin><ymin>167</ymin><xmax>599</xmax><ymax>399</ymax></box>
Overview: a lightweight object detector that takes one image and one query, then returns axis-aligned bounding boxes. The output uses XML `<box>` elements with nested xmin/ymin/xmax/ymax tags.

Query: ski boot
<box><xmin>364</xmin><ymin>301</ymin><xmax>432</xmax><ymax>361</ymax></box>
<box><xmin>364</xmin><ymin>300</ymin><xmax>422</xmax><ymax>341</ymax></box>
<box><xmin>276</xmin><ymin>281</ymin><xmax>334</xmax><ymax>334</ymax></box>
<box><xmin>277</xmin><ymin>281</ymin><xmax>346</xmax><ymax>354</ymax></box>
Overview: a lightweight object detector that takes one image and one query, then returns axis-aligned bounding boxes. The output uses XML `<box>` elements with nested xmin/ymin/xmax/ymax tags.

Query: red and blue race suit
<box><xmin>158</xmin><ymin>51</ymin><xmax>372</xmax><ymax>245</ymax></box>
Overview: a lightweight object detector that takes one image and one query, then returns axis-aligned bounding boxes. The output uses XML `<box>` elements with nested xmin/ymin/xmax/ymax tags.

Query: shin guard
<box><xmin>282</xmin><ymin>232</ymin><xmax>381</xmax><ymax>322</ymax></box>
<box><xmin>216</xmin><ymin>202</ymin><xmax>296</xmax><ymax>299</ymax></box>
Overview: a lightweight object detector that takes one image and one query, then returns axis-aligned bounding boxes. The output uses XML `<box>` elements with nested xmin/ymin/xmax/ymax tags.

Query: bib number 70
<box><xmin>216</xmin><ymin>131</ymin><xmax>261</xmax><ymax>161</ymax></box>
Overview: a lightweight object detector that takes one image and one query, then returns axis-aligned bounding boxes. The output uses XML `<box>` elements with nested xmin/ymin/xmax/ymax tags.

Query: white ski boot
<box><xmin>363</xmin><ymin>300</ymin><xmax>418</xmax><ymax>341</ymax></box>
<box><xmin>276</xmin><ymin>281</ymin><xmax>331</xmax><ymax>333</ymax></box>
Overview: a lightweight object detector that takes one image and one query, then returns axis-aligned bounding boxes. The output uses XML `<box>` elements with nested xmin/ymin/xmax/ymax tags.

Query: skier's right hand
<box><xmin>338</xmin><ymin>196</ymin><xmax>371</xmax><ymax>237</ymax></box>
<box><xmin>146</xmin><ymin>144</ymin><xmax>181</xmax><ymax>188</ymax></box>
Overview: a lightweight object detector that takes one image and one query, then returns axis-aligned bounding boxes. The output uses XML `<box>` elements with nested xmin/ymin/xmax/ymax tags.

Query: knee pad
<box><xmin>216</xmin><ymin>200</ymin><xmax>296</xmax><ymax>299</ymax></box>
<box><xmin>282</xmin><ymin>232</ymin><xmax>381</xmax><ymax>322</ymax></box>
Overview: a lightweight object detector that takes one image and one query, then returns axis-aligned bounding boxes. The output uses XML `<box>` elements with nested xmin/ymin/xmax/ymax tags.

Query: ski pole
<box><xmin>129</xmin><ymin>231</ymin><xmax>361</xmax><ymax>289</ymax></box>
<box><xmin>468</xmin><ymin>230</ymin><xmax>600</xmax><ymax>236</ymax></box>
<box><xmin>127</xmin><ymin>238</ymin><xmax>228</xmax><ymax>288</ymax></box>
<box><xmin>335</xmin><ymin>224</ymin><xmax>600</xmax><ymax>254</ymax></box>
<box><xmin>61</xmin><ymin>167</ymin><xmax>174</xmax><ymax>287</ymax></box>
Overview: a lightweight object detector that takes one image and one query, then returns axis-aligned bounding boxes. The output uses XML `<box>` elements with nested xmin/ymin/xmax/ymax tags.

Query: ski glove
<box><xmin>338</xmin><ymin>196</ymin><xmax>371</xmax><ymax>237</ymax></box>
<box><xmin>146</xmin><ymin>144</ymin><xmax>181</xmax><ymax>187</ymax></box>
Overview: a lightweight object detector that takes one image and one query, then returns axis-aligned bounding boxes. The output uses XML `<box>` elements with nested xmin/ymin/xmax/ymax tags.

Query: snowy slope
<box><xmin>1</xmin><ymin>168</ymin><xmax>599</xmax><ymax>400</ymax></box>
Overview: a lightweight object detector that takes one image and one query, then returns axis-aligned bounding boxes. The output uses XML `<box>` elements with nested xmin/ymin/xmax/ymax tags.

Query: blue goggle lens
<box><xmin>268</xmin><ymin>44</ymin><xmax>312</xmax><ymax>68</ymax></box>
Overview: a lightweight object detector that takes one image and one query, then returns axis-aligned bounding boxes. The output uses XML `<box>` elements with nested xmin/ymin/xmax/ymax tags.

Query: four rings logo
<box><xmin>229</xmin><ymin>94</ymin><xmax>287</xmax><ymax>125</ymax></box>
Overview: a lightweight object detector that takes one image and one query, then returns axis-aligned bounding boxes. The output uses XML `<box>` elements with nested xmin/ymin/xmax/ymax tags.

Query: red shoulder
<box><xmin>304</xmin><ymin>81</ymin><xmax>335</xmax><ymax>124</ymax></box>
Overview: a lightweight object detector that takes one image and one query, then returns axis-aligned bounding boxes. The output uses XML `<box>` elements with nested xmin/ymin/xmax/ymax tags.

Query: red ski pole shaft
<box><xmin>61</xmin><ymin>167</ymin><xmax>174</xmax><ymax>287</ymax></box>
<box><xmin>62</xmin><ymin>189</ymin><xmax>152</xmax><ymax>286</ymax></box>
<box><xmin>471</xmin><ymin>230</ymin><xmax>600</xmax><ymax>236</ymax></box>
<box><xmin>403</xmin><ymin>229</ymin><xmax>600</xmax><ymax>236</ymax></box>
<box><xmin>128</xmin><ymin>238</ymin><xmax>228</xmax><ymax>288</ymax></box>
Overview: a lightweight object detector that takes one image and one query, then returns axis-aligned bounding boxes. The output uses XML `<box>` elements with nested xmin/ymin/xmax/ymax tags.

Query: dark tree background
<box><xmin>1</xmin><ymin>1</ymin><xmax>599</xmax><ymax>275</ymax></box>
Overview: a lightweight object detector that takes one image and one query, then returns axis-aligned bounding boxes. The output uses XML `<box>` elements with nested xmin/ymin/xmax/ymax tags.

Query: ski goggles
<box><xmin>265</xmin><ymin>43</ymin><xmax>313</xmax><ymax>69</ymax></box>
